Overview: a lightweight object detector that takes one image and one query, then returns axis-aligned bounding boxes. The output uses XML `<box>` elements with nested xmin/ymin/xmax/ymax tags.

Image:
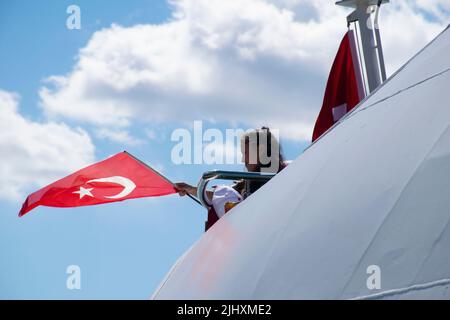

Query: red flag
<box><xmin>19</xmin><ymin>152</ymin><xmax>177</xmax><ymax>217</ymax></box>
<box><xmin>312</xmin><ymin>31</ymin><xmax>362</xmax><ymax>142</ymax></box>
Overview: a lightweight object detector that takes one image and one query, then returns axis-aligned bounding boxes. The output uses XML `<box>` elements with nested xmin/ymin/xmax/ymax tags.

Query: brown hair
<box><xmin>241</xmin><ymin>126</ymin><xmax>285</xmax><ymax>173</ymax></box>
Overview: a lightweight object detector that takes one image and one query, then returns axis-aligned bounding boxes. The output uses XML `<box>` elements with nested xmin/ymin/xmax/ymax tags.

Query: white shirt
<box><xmin>206</xmin><ymin>185</ymin><xmax>243</xmax><ymax>218</ymax></box>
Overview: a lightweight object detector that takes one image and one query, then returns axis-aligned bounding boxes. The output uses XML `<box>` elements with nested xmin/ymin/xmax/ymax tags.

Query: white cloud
<box><xmin>203</xmin><ymin>140</ymin><xmax>243</xmax><ymax>165</ymax></box>
<box><xmin>95</xmin><ymin>128</ymin><xmax>144</xmax><ymax>146</ymax></box>
<box><xmin>39</xmin><ymin>0</ymin><xmax>449</xmax><ymax>142</ymax></box>
<box><xmin>380</xmin><ymin>0</ymin><xmax>446</xmax><ymax>74</ymax></box>
<box><xmin>0</xmin><ymin>90</ymin><xmax>95</xmax><ymax>201</ymax></box>
<box><xmin>413</xmin><ymin>0</ymin><xmax>450</xmax><ymax>24</ymax></box>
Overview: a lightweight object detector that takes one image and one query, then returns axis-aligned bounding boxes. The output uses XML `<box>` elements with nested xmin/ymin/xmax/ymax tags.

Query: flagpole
<box><xmin>123</xmin><ymin>151</ymin><xmax>203</xmax><ymax>206</ymax></box>
<box><xmin>337</xmin><ymin>0</ymin><xmax>388</xmax><ymax>94</ymax></box>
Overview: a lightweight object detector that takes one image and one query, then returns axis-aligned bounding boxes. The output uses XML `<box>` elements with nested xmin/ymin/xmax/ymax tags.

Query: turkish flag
<box><xmin>312</xmin><ymin>31</ymin><xmax>362</xmax><ymax>142</ymax></box>
<box><xmin>19</xmin><ymin>152</ymin><xmax>177</xmax><ymax>217</ymax></box>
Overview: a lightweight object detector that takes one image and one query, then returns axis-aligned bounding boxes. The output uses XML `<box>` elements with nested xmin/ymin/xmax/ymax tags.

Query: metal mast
<box><xmin>336</xmin><ymin>0</ymin><xmax>388</xmax><ymax>94</ymax></box>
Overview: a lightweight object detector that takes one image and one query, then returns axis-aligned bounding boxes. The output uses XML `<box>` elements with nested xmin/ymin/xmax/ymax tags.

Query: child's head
<box><xmin>240</xmin><ymin>127</ymin><xmax>284</xmax><ymax>173</ymax></box>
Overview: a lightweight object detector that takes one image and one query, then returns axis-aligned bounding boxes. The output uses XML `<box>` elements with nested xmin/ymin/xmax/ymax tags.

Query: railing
<box><xmin>196</xmin><ymin>170</ymin><xmax>276</xmax><ymax>208</ymax></box>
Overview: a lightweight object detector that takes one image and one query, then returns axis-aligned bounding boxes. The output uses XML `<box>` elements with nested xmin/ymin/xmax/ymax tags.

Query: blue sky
<box><xmin>0</xmin><ymin>0</ymin><xmax>188</xmax><ymax>299</ymax></box>
<box><xmin>0</xmin><ymin>0</ymin><xmax>307</xmax><ymax>299</ymax></box>
<box><xmin>0</xmin><ymin>0</ymin><xmax>447</xmax><ymax>299</ymax></box>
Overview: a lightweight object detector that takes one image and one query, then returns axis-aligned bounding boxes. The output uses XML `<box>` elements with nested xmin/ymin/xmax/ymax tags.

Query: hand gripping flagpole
<box><xmin>124</xmin><ymin>151</ymin><xmax>202</xmax><ymax>207</ymax></box>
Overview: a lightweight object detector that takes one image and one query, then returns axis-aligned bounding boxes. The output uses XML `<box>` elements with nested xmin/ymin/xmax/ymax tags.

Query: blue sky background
<box><xmin>1</xmin><ymin>0</ymin><xmax>447</xmax><ymax>299</ymax></box>
<box><xmin>0</xmin><ymin>0</ymin><xmax>307</xmax><ymax>299</ymax></box>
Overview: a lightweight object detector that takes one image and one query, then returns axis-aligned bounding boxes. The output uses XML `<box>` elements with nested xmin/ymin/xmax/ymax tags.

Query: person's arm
<box><xmin>174</xmin><ymin>182</ymin><xmax>213</xmax><ymax>202</ymax></box>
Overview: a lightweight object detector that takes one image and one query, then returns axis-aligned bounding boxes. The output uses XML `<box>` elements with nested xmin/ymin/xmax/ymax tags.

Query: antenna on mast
<box><xmin>336</xmin><ymin>0</ymin><xmax>388</xmax><ymax>94</ymax></box>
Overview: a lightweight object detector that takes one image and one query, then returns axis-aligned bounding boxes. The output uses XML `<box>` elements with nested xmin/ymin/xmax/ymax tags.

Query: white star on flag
<box><xmin>73</xmin><ymin>186</ymin><xmax>94</xmax><ymax>199</ymax></box>
<box><xmin>18</xmin><ymin>152</ymin><xmax>179</xmax><ymax>217</ymax></box>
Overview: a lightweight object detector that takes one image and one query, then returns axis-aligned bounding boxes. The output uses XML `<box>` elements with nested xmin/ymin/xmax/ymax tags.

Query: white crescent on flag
<box><xmin>87</xmin><ymin>176</ymin><xmax>136</xmax><ymax>199</ymax></box>
<box><xmin>18</xmin><ymin>152</ymin><xmax>178</xmax><ymax>217</ymax></box>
